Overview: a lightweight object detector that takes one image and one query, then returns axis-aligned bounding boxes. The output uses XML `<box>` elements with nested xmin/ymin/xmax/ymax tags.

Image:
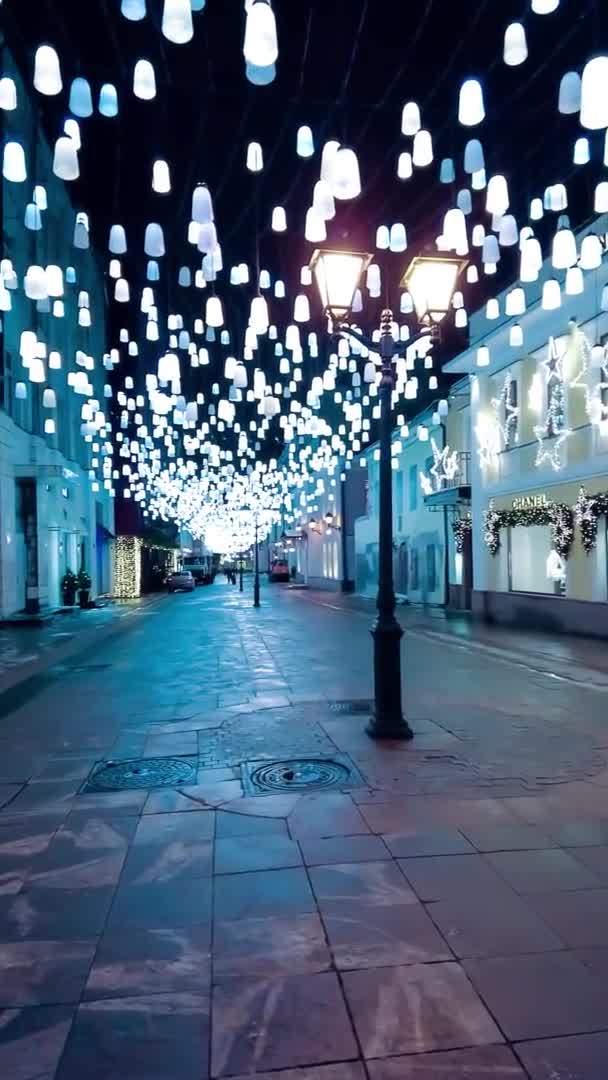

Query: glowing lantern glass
<box><xmin>330</xmin><ymin>147</ymin><xmax>361</xmax><ymax>200</ymax></box>
<box><xmin>580</xmin><ymin>57</ymin><xmax>608</xmax><ymax>131</ymax></box>
<box><xmin>401</xmin><ymin>256</ymin><xmax>464</xmax><ymax>324</ymax></box>
<box><xmin>133</xmin><ymin>60</ymin><xmax>156</xmax><ymax>100</ymax></box>
<box><xmin>309</xmin><ymin>249</ymin><xmax>372</xmax><ymax>323</ymax></box>
<box><xmin>297</xmin><ymin>126</ymin><xmax>314</xmax><ymax>157</ymax></box>
<box><xmin>99</xmin><ymin>84</ymin><xmax>118</xmax><ymax>116</ymax></box>
<box><xmin>3</xmin><ymin>141</ymin><xmax>26</xmax><ymax>182</ymax></box>
<box><xmin>69</xmin><ymin>77</ymin><xmax>93</xmax><ymax>117</ymax></box>
<box><xmin>152</xmin><ymin>159</ymin><xmax>171</xmax><ymax>193</ymax></box>
<box><xmin>53</xmin><ymin>136</ymin><xmax>79</xmax><ymax>180</ymax></box>
<box><xmin>0</xmin><ymin>77</ymin><xmax>17</xmax><ymax>110</ymax></box>
<box><xmin>504</xmin><ymin>23</ymin><xmax>527</xmax><ymax>66</ymax></box>
<box><xmin>162</xmin><ymin>0</ymin><xmax>193</xmax><ymax>43</ymax></box>
<box><xmin>458</xmin><ymin>79</ymin><xmax>485</xmax><ymax>126</ymax></box>
<box><xmin>122</xmin><ymin>0</ymin><xmax>146</xmax><ymax>18</ymax></box>
<box><xmin>401</xmin><ymin>101</ymin><xmax>421</xmax><ymax>135</ymax></box>
<box><xmin>412</xmin><ymin>130</ymin><xmax>433</xmax><ymax>167</ymax></box>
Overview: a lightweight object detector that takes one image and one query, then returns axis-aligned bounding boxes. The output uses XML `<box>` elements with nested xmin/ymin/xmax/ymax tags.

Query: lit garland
<box><xmin>575</xmin><ymin>486</ymin><xmax>608</xmax><ymax>553</ymax></box>
<box><xmin>113</xmin><ymin>536</ymin><xmax>142</xmax><ymax>598</ymax></box>
<box><xmin>483</xmin><ymin>498</ymin><xmax>574</xmax><ymax>558</ymax></box>
<box><xmin>452</xmin><ymin>517</ymin><xmax>472</xmax><ymax>553</ymax></box>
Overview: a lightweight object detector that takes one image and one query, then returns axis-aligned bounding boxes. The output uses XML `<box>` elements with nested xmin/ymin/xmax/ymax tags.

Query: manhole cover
<box><xmin>329</xmin><ymin>700</ymin><xmax>373</xmax><ymax>715</ymax></box>
<box><xmin>82</xmin><ymin>756</ymin><xmax>198</xmax><ymax>793</ymax></box>
<box><xmin>242</xmin><ymin>755</ymin><xmax>364</xmax><ymax>795</ymax></box>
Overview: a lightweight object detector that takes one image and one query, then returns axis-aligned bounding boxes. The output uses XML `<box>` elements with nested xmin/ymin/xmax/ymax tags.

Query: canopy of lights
<box><xmin>1</xmin><ymin>0</ymin><xmax>607</xmax><ymax>554</ymax></box>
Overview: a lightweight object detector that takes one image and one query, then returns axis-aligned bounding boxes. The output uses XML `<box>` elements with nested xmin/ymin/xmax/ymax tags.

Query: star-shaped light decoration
<box><xmin>567</xmin><ymin>324</ymin><xmax>592</xmax><ymax>415</ymax></box>
<box><xmin>590</xmin><ymin>343</ymin><xmax>608</xmax><ymax>429</ymax></box>
<box><xmin>534</xmin><ymin>336</ymin><xmax>571</xmax><ymax>470</ymax></box>
<box><xmin>419</xmin><ymin>439</ymin><xmax>460</xmax><ymax>494</ymax></box>
<box><xmin>475</xmin><ymin>414</ymin><xmax>501</xmax><ymax>469</ymax></box>
<box><xmin>491</xmin><ymin>371</ymin><xmax>519</xmax><ymax>449</ymax></box>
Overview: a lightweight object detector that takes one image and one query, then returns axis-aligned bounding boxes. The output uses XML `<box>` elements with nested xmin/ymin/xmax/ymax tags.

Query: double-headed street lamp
<box><xmin>310</xmin><ymin>249</ymin><xmax>465</xmax><ymax>741</ymax></box>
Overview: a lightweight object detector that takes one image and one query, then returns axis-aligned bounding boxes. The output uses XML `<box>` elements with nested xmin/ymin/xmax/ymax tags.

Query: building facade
<box><xmin>444</xmin><ymin>213</ymin><xmax>608</xmax><ymax>635</ymax></box>
<box><xmin>0</xmin><ymin>45</ymin><xmax>114</xmax><ymax>616</ymax></box>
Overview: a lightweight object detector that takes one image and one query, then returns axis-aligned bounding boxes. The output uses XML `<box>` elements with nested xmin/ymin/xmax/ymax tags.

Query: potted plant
<box><xmin>61</xmin><ymin>569</ymin><xmax>77</xmax><ymax>607</ymax></box>
<box><xmin>77</xmin><ymin>568</ymin><xmax>91</xmax><ymax>609</ymax></box>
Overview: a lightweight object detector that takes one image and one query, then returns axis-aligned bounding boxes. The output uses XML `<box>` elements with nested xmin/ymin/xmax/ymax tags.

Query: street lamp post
<box><xmin>310</xmin><ymin>249</ymin><xmax>464</xmax><ymax>740</ymax></box>
<box><xmin>239</xmin><ymin>556</ymin><xmax>244</xmax><ymax>592</ymax></box>
<box><xmin>253</xmin><ymin>516</ymin><xmax>261</xmax><ymax>608</ymax></box>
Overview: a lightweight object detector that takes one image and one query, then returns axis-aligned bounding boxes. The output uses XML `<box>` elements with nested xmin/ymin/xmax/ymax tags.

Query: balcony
<box><xmin>423</xmin><ymin>451</ymin><xmax>471</xmax><ymax>508</ymax></box>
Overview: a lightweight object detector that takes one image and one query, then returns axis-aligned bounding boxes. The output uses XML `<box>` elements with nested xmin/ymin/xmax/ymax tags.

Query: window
<box><xmin>504</xmin><ymin>379</ymin><xmax>518</xmax><ymax>447</ymax></box>
<box><xmin>410</xmin><ymin>547</ymin><xmax>419</xmax><ymax>590</ymax></box>
<box><xmin>426</xmin><ymin>545</ymin><xmax>436</xmax><ymax>592</ymax></box>
<box><xmin>600</xmin><ymin>335</ymin><xmax>608</xmax><ymax>415</ymax></box>
<box><xmin>409</xmin><ymin>465</ymin><xmax>417</xmax><ymax>511</ymax></box>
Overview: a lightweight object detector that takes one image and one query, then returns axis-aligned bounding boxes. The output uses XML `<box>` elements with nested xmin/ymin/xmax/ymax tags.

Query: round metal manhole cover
<box><xmin>248</xmin><ymin>758</ymin><xmax>353</xmax><ymax>793</ymax></box>
<box><xmin>84</xmin><ymin>756</ymin><xmax>197</xmax><ymax>793</ymax></box>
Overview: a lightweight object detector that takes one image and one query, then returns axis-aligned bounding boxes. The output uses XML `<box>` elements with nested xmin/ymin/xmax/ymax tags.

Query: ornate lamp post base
<box><xmin>366</xmin><ymin>615</ymin><xmax>413</xmax><ymax>740</ymax></box>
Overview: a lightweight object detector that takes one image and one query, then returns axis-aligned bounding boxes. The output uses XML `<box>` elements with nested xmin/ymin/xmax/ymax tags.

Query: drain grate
<box><xmin>329</xmin><ymin>699</ymin><xmax>373</xmax><ymax>715</ymax></box>
<box><xmin>241</xmin><ymin>754</ymin><xmax>364</xmax><ymax>795</ymax></box>
<box><xmin>82</xmin><ymin>755</ymin><xmax>198</xmax><ymax>793</ymax></box>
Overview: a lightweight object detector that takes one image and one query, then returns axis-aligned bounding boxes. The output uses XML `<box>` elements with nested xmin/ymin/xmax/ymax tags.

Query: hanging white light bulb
<box><xmin>121</xmin><ymin>0</ymin><xmax>146</xmax><ymax>18</ymax></box>
<box><xmin>580</xmin><ymin>57</ymin><xmax>608</xmax><ymax>131</ymax></box>
<box><xmin>69</xmin><ymin>77</ymin><xmax>93</xmax><ymax>117</ymax></box>
<box><xmin>397</xmin><ymin>152</ymin><xmax>413</xmax><ymax>180</ymax></box>
<box><xmin>573</xmin><ymin>137</ymin><xmax>590</xmax><ymax>165</ymax></box>
<box><xmin>486</xmin><ymin>174</ymin><xmax>509</xmax><ymax>216</ymax></box>
<box><xmin>246</xmin><ymin>142</ymin><xmax>264</xmax><ymax>172</ymax></box>
<box><xmin>271</xmin><ymin>206</ymin><xmax>287</xmax><ymax>231</ymax></box>
<box><xmin>464</xmin><ymin>139</ymin><xmax>484</xmax><ymax>174</ymax></box>
<box><xmin>144</xmin><ymin>223</ymin><xmax>165</xmax><ymax>257</ymax></box>
<box><xmin>243</xmin><ymin>0</ymin><xmax>278</xmax><ymax>67</ymax></box>
<box><xmin>152</xmin><ymin>159</ymin><xmax>171</xmax><ymax>193</ymax></box>
<box><xmin>99</xmin><ymin>84</ymin><xmax>119</xmax><ymax>116</ymax></box>
<box><xmin>296</xmin><ymin>126</ymin><xmax>314</xmax><ymax>157</ymax></box>
<box><xmin>109</xmin><ymin>225</ymin><xmax>127</xmax><ymax>254</ymax></box>
<box><xmin>53</xmin><ymin>137</ymin><xmax>79</xmax><ymax>181</ymax></box>
<box><xmin>330</xmin><ymin>147</ymin><xmax>361</xmax><ymax>199</ymax></box>
<box><xmin>401</xmin><ymin>101</ymin><xmax>421</xmax><ymax>136</ymax></box>
<box><xmin>458</xmin><ymin>79</ymin><xmax>485</xmax><ymax>126</ymax></box>
<box><xmin>192</xmin><ymin>182</ymin><xmax>214</xmax><ymax>224</ymax></box>
<box><xmin>376</xmin><ymin>225</ymin><xmax>389</xmax><ymax>250</ymax></box>
<box><xmin>0</xmin><ymin>77</ymin><xmax>17</xmax><ymax>111</ymax></box>
<box><xmin>558</xmin><ymin>72</ymin><xmax>581</xmax><ymax>115</ymax></box>
<box><xmin>133</xmin><ymin>60</ymin><xmax>156</xmax><ymax>100</ymax></box>
<box><xmin>412</xmin><ymin>129</ymin><xmax>433</xmax><ymax>167</ymax></box>
<box><xmin>206</xmin><ymin>296</ymin><xmax>224</xmax><ymax>327</ymax></box>
<box><xmin>162</xmin><ymin>0</ymin><xmax>193</xmax><ymax>43</ymax></box>
<box><xmin>33</xmin><ymin>45</ymin><xmax>62</xmax><ymax>95</ymax></box>
<box><xmin>531</xmin><ymin>0</ymin><xmax>559</xmax><ymax>12</ymax></box>
<box><xmin>3</xmin><ymin>141</ymin><xmax>26</xmax><ymax>182</ymax></box>
<box><xmin>503</xmin><ymin>23</ymin><xmax>528</xmax><ymax>66</ymax></box>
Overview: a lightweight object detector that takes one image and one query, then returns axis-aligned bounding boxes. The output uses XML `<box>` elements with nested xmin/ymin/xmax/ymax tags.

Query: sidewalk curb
<box><xmin>0</xmin><ymin>595</ymin><xmax>169</xmax><ymax>713</ymax></box>
<box><xmin>410</xmin><ymin>625</ymin><xmax>608</xmax><ymax>691</ymax></box>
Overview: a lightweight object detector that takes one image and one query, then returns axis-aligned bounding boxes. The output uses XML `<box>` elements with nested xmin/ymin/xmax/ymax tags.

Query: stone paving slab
<box><xmin>0</xmin><ymin>582</ymin><xmax>607</xmax><ymax>1077</ymax></box>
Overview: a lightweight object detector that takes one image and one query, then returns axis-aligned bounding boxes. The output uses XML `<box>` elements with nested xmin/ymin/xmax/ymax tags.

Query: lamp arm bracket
<box><xmin>335</xmin><ymin>321</ymin><xmax>438</xmax><ymax>357</ymax></box>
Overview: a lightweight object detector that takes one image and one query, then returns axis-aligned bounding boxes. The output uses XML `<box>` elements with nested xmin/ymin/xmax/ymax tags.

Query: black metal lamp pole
<box><xmin>366</xmin><ymin>310</ymin><xmax>413</xmax><ymax>740</ymax></box>
<box><xmin>253</xmin><ymin>517</ymin><xmax>260</xmax><ymax>608</ymax></box>
<box><xmin>239</xmin><ymin>556</ymin><xmax>244</xmax><ymax>593</ymax></box>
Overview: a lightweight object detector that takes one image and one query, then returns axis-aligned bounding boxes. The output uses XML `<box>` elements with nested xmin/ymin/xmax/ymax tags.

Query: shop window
<box><xmin>509</xmin><ymin>525</ymin><xmax>563</xmax><ymax>595</ymax></box>
<box><xmin>426</xmin><ymin>544</ymin><xmax>436</xmax><ymax>592</ymax></box>
<box><xmin>410</xmin><ymin>547</ymin><xmax>419</xmax><ymax>590</ymax></box>
<box><xmin>409</xmin><ymin>465</ymin><xmax>417</xmax><ymax>511</ymax></box>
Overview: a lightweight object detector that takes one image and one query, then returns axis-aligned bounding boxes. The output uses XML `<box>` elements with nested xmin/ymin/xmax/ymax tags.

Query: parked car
<box><xmin>269</xmin><ymin>559</ymin><xmax>290</xmax><ymax>583</ymax></box>
<box><xmin>167</xmin><ymin>570</ymin><xmax>196</xmax><ymax>593</ymax></box>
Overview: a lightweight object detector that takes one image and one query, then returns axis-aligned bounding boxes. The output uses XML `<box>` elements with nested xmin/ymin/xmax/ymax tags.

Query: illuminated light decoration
<box><xmin>99</xmin><ymin>83</ymin><xmax>119</xmax><ymax>116</ymax></box>
<box><xmin>464</xmin><ymin>139</ymin><xmax>484</xmax><ymax>174</ymax></box>
<box><xmin>533</xmin><ymin>337</ymin><xmax>571</xmax><ymax>470</ymax></box>
<box><xmin>69</xmin><ymin>78</ymin><xmax>93</xmax><ymax>117</ymax></box>
<box><xmin>3</xmin><ymin>141</ymin><xmax>27</xmax><ymax>182</ymax></box>
<box><xmin>243</xmin><ymin>0</ymin><xmax>278</xmax><ymax>67</ymax></box>
<box><xmin>121</xmin><ymin>0</ymin><xmax>146</xmax><ymax>18</ymax></box>
<box><xmin>551</xmin><ymin>228</ymin><xmax>577</xmax><ymax>269</ymax></box>
<box><xmin>504</xmin><ymin>23</ymin><xmax>527</xmax><ymax>66</ymax></box>
<box><xmin>246</xmin><ymin>141</ymin><xmax>263</xmax><ymax>172</ymax></box>
<box><xmin>419</xmin><ymin>438</ymin><xmax>460</xmax><ymax>494</ymax></box>
<box><xmin>397</xmin><ymin>152</ymin><xmax>413</xmax><ymax>180</ymax></box>
<box><xmin>595</xmin><ymin>183</ymin><xmax>608</xmax><ymax>214</ymax></box>
<box><xmin>133</xmin><ymin>59</ymin><xmax>156</xmax><ymax>100</ymax></box>
<box><xmin>580</xmin><ymin>56</ymin><xmax>608</xmax><ymax>130</ymax></box>
<box><xmin>113</xmin><ymin>536</ymin><xmax>143</xmax><ymax>598</ymax></box>
<box><xmin>458</xmin><ymin>78</ymin><xmax>485</xmax><ymax>126</ymax></box>
<box><xmin>245</xmin><ymin>61</ymin><xmax>276</xmax><ymax>86</ymax></box>
<box><xmin>53</xmin><ymin>136</ymin><xmax>79</xmax><ymax>181</ymax></box>
<box><xmin>579</xmin><ymin>234</ymin><xmax>603</xmax><ymax>270</ymax></box>
<box><xmin>296</xmin><ymin>126</ymin><xmax>314</xmax><ymax>157</ymax></box>
<box><xmin>412</xmin><ymin>129</ymin><xmax>433</xmax><ymax>167</ymax></box>
<box><xmin>575</xmin><ymin>486</ymin><xmax>608</xmax><ymax>552</ymax></box>
<box><xmin>162</xmin><ymin>0</ymin><xmax>194</xmax><ymax>44</ymax></box>
<box><xmin>452</xmin><ymin>517</ymin><xmax>472</xmax><ymax>553</ymax></box>
<box><xmin>475</xmin><ymin>413</ymin><xmax>501</xmax><ymax>469</ymax></box>
<box><xmin>192</xmin><ymin>182</ymin><xmax>213</xmax><ymax>223</ymax></box>
<box><xmin>531</xmin><ymin>0</ymin><xmax>559</xmax><ymax>11</ymax></box>
<box><xmin>144</xmin><ymin>222</ymin><xmax>165</xmax><ymax>257</ymax></box>
<box><xmin>440</xmin><ymin>158</ymin><xmax>455</xmax><ymax>183</ymax></box>
<box><xmin>401</xmin><ymin>101</ymin><xmax>421</xmax><ymax>135</ymax></box>
<box><xmin>484</xmin><ymin>498</ymin><xmax>573</xmax><ymax>559</ymax></box>
<box><xmin>486</xmin><ymin>174</ymin><xmax>509</xmax><ymax>216</ymax></box>
<box><xmin>0</xmin><ymin>77</ymin><xmax>17</xmax><ymax>110</ymax></box>
<box><xmin>34</xmin><ymin>45</ymin><xmax>62</xmax><ymax>96</ymax></box>
<box><xmin>573</xmin><ymin>137</ymin><xmax>590</xmax><ymax>165</ymax></box>
<box><xmin>491</xmin><ymin>372</ymin><xmax>519</xmax><ymax>450</ymax></box>
<box><xmin>330</xmin><ymin>147</ymin><xmax>361</xmax><ymax>200</ymax></box>
<box><xmin>152</xmin><ymin>159</ymin><xmax>171</xmax><ymax>193</ymax></box>
<box><xmin>271</xmin><ymin>206</ymin><xmax>287</xmax><ymax>231</ymax></box>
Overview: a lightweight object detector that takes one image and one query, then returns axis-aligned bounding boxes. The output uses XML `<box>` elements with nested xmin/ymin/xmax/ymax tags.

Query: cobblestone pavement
<box><xmin>1</xmin><ymin>579</ymin><xmax>608</xmax><ymax>1079</ymax></box>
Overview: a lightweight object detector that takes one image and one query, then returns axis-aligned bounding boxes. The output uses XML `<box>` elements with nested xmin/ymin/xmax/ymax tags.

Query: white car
<box><xmin>167</xmin><ymin>570</ymin><xmax>195</xmax><ymax>593</ymax></box>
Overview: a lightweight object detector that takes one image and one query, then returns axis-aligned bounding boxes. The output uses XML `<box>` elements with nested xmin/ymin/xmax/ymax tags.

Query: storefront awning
<box><xmin>424</xmin><ymin>485</ymin><xmax>471</xmax><ymax>508</ymax></box>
